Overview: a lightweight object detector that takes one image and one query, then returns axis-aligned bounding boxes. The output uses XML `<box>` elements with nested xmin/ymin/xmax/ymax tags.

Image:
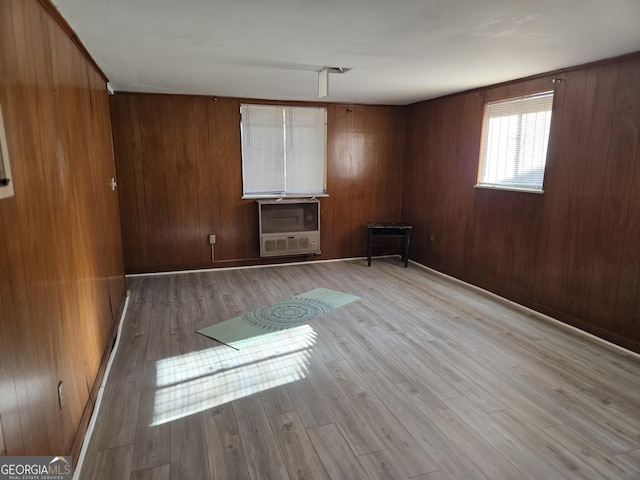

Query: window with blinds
<box><xmin>476</xmin><ymin>91</ymin><xmax>554</xmax><ymax>193</ymax></box>
<box><xmin>240</xmin><ymin>104</ymin><xmax>327</xmax><ymax>198</ymax></box>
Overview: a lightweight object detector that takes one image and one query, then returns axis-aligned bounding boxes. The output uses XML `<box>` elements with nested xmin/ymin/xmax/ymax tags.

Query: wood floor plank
<box><xmin>98</xmin><ymin>336</ymin><xmax>145</xmax><ymax>449</ymax></box>
<box><xmin>269</xmin><ymin>411</ymin><xmax>330</xmax><ymax>480</ymax></box>
<box><xmin>492</xmin><ymin>409</ymin><xmax>610</xmax><ymax>480</ymax></box>
<box><xmin>145</xmin><ymin>325</ymin><xmax>172</xmax><ymax>363</ymax></box>
<box><xmin>326</xmin><ymin>310</ymin><xmax>415</xmax><ymax>384</ymax></box>
<box><xmin>513</xmin><ymin>367</ymin><xmax>638</xmax><ymax>455</ymax></box>
<box><xmin>426</xmin><ymin>338</ymin><xmax>562</xmax><ymax>428</ymax></box>
<box><xmin>129</xmin><ymin>464</ymin><xmax>170</xmax><ymax>480</ymax></box>
<box><xmin>307</xmin><ymin>424</ymin><xmax>370</xmax><ymax>479</ymax></box>
<box><xmin>203</xmin><ymin>404</ymin><xmax>251</xmax><ymax>480</ymax></box>
<box><xmin>393</xmin><ymin>333</ymin><xmax>511</xmax><ymax>414</ymax></box>
<box><xmin>357</xmin><ymin>449</ymin><xmax>410</xmax><ymax>480</ymax></box>
<box><xmin>410</xmin><ymin>472</ymin><xmax>449</xmax><ymax>480</ymax></box>
<box><xmin>516</xmin><ymin>353</ymin><xmax>596</xmax><ymax>394</ymax></box>
<box><xmin>326</xmin><ymin>360</ymin><xmax>438</xmax><ymax>477</ymax></box>
<box><xmin>234</xmin><ymin>395</ymin><xmax>290</xmax><ymax>480</ymax></box>
<box><xmin>392</xmin><ymin>377</ymin><xmax>529</xmax><ymax>480</ymax></box>
<box><xmin>260</xmin><ymin>385</ymin><xmax>295</xmax><ymax>417</ymax></box>
<box><xmin>446</xmin><ymin>396</ymin><xmax>569</xmax><ymax>480</ymax></box>
<box><xmin>89</xmin><ymin>444</ymin><xmax>133</xmax><ymax>480</ymax></box>
<box><xmin>144</xmin><ymin>280</ymin><xmax>171</xmax><ymax>361</ymax></box>
<box><xmin>77</xmin><ymin>259</ymin><xmax>640</xmax><ymax>480</ymax></box>
<box><xmin>542</xmin><ymin>423</ymin><xmax>639</xmax><ymax>480</ymax></box>
<box><xmin>309</xmin><ymin>322</ymin><xmax>352</xmax><ymax>364</ymax></box>
<box><xmin>313</xmin><ymin>323</ymin><xmax>371</xmax><ymax>370</ymax></box>
<box><xmin>170</xmin><ymin>414</ymin><xmax>210</xmax><ymax>480</ymax></box>
<box><xmin>357</xmin><ymin>370</ymin><xmax>489</xmax><ymax>479</ymax></box>
<box><xmin>197</xmin><ymin>272</ymin><xmax>236</xmax><ymax>325</ymax></box>
<box><xmin>616</xmin><ymin>449</ymin><xmax>640</xmax><ymax>471</ymax></box>
<box><xmin>366</xmin><ymin>325</ymin><xmax>463</xmax><ymax>400</ymax></box>
<box><xmin>131</xmin><ymin>360</ymin><xmax>170</xmax><ymax>472</ymax></box>
<box><xmin>304</xmin><ymin>354</ymin><xmax>386</xmax><ymax>456</ymax></box>
<box><xmin>122</xmin><ymin>277</ymin><xmax>153</xmax><ymax>349</ymax></box>
<box><xmin>537</xmin><ymin>335</ymin><xmax>640</xmax><ymax>389</ymax></box>
<box><xmin>284</xmin><ymin>378</ymin><xmax>333</xmax><ymax>429</ymax></box>
<box><xmin>170</xmin><ymin>276</ymin><xmax>199</xmax><ymax>356</ymax></box>
<box><xmin>580</xmin><ymin>387</ymin><xmax>640</xmax><ymax>428</ymax></box>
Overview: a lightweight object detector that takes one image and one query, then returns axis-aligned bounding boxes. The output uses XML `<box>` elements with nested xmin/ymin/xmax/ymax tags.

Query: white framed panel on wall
<box><xmin>0</xmin><ymin>104</ymin><xmax>15</xmax><ymax>200</ymax></box>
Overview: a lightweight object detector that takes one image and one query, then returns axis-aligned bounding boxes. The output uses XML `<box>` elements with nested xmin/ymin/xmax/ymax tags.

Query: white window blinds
<box><xmin>241</xmin><ymin>104</ymin><xmax>327</xmax><ymax>197</ymax></box>
<box><xmin>477</xmin><ymin>91</ymin><xmax>554</xmax><ymax>193</ymax></box>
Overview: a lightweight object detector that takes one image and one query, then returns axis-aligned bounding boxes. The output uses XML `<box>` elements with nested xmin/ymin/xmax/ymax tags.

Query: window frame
<box><xmin>240</xmin><ymin>103</ymin><xmax>328</xmax><ymax>199</ymax></box>
<box><xmin>0</xmin><ymin>104</ymin><xmax>15</xmax><ymax>200</ymax></box>
<box><xmin>475</xmin><ymin>90</ymin><xmax>555</xmax><ymax>194</ymax></box>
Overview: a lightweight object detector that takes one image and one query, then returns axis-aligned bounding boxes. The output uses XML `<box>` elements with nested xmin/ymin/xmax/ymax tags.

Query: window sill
<box><xmin>474</xmin><ymin>184</ymin><xmax>544</xmax><ymax>194</ymax></box>
<box><xmin>241</xmin><ymin>193</ymin><xmax>330</xmax><ymax>200</ymax></box>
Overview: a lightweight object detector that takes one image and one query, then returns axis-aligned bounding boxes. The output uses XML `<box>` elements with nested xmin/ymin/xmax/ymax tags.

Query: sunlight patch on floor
<box><xmin>151</xmin><ymin>325</ymin><xmax>316</xmax><ymax>425</ymax></box>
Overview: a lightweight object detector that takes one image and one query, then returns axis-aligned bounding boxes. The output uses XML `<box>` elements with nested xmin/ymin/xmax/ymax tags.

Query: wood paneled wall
<box><xmin>0</xmin><ymin>0</ymin><xmax>125</xmax><ymax>457</ymax></box>
<box><xmin>111</xmin><ymin>95</ymin><xmax>405</xmax><ymax>273</ymax></box>
<box><xmin>402</xmin><ymin>54</ymin><xmax>640</xmax><ymax>353</ymax></box>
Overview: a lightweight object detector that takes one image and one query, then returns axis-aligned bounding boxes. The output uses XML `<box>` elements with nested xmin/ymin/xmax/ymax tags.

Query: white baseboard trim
<box><xmin>125</xmin><ymin>256</ymin><xmax>376</xmax><ymax>278</ymax></box>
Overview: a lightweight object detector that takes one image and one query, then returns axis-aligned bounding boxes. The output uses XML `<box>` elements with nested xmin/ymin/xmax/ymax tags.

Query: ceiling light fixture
<box><xmin>318</xmin><ymin>67</ymin><xmax>351</xmax><ymax>98</ymax></box>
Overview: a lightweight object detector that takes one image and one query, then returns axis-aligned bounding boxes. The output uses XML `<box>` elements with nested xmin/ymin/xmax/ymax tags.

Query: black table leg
<box><xmin>404</xmin><ymin>230</ymin><xmax>410</xmax><ymax>267</ymax></box>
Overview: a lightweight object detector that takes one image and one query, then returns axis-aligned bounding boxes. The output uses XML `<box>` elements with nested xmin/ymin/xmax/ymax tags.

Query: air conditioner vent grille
<box><xmin>258</xmin><ymin>199</ymin><xmax>321</xmax><ymax>257</ymax></box>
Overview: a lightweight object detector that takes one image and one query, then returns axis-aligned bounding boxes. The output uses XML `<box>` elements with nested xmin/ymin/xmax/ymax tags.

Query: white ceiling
<box><xmin>52</xmin><ymin>0</ymin><xmax>640</xmax><ymax>105</ymax></box>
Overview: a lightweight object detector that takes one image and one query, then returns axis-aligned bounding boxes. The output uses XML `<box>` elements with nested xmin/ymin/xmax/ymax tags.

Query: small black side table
<box><xmin>367</xmin><ymin>222</ymin><xmax>412</xmax><ymax>267</ymax></box>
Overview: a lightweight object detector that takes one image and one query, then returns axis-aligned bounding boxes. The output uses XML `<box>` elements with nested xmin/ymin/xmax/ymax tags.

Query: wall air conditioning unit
<box><xmin>258</xmin><ymin>199</ymin><xmax>320</xmax><ymax>257</ymax></box>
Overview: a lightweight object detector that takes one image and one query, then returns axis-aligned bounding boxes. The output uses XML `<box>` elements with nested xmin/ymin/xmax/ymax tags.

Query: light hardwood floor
<box><xmin>79</xmin><ymin>258</ymin><xmax>640</xmax><ymax>479</ymax></box>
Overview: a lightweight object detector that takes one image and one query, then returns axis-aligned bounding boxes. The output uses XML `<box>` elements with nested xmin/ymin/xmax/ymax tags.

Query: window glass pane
<box><xmin>285</xmin><ymin>106</ymin><xmax>326</xmax><ymax>195</ymax></box>
<box><xmin>477</xmin><ymin>91</ymin><xmax>553</xmax><ymax>192</ymax></box>
<box><xmin>241</xmin><ymin>104</ymin><xmax>285</xmax><ymax>195</ymax></box>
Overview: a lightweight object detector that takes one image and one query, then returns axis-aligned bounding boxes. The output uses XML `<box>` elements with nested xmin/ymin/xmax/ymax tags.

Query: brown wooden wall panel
<box><xmin>111</xmin><ymin>96</ymin><xmax>405</xmax><ymax>272</ymax></box>
<box><xmin>402</xmin><ymin>54</ymin><xmax>640</xmax><ymax>353</ymax></box>
<box><xmin>0</xmin><ymin>0</ymin><xmax>125</xmax><ymax>457</ymax></box>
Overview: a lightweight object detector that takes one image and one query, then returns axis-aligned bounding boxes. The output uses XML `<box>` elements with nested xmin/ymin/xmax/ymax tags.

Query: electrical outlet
<box><xmin>57</xmin><ymin>381</ymin><xmax>64</xmax><ymax>410</ymax></box>
<box><xmin>209</xmin><ymin>234</ymin><xmax>216</xmax><ymax>244</ymax></box>
<box><xmin>430</xmin><ymin>233</ymin><xmax>435</xmax><ymax>243</ymax></box>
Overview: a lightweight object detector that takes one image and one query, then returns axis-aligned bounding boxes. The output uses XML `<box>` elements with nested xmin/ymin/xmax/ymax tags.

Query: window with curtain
<box><xmin>240</xmin><ymin>104</ymin><xmax>327</xmax><ymax>198</ymax></box>
<box><xmin>476</xmin><ymin>91</ymin><xmax>554</xmax><ymax>193</ymax></box>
